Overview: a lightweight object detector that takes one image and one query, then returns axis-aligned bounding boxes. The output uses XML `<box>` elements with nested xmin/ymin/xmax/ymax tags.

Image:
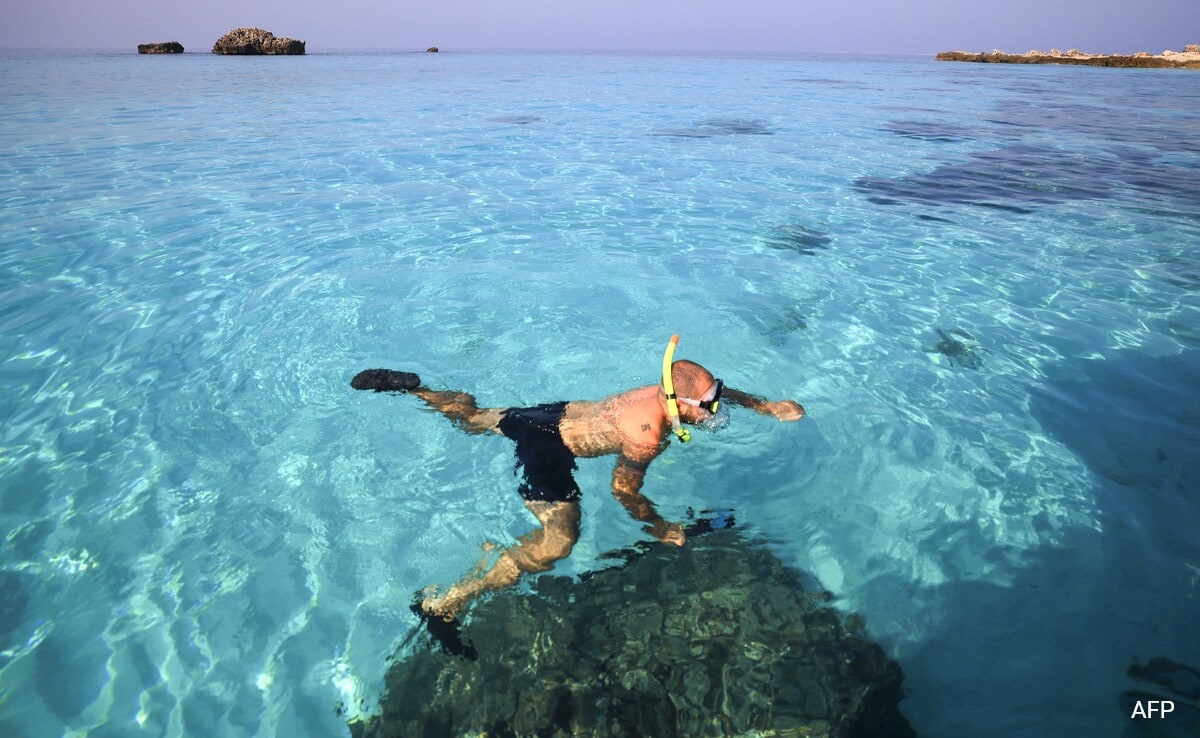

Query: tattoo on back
<box><xmin>641</xmin><ymin>423</ymin><xmax>652</xmax><ymax>432</ymax></box>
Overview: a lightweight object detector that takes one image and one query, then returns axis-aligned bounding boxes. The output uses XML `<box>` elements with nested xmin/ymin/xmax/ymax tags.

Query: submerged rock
<box><xmin>489</xmin><ymin>115</ymin><xmax>541</xmax><ymax>125</ymax></box>
<box><xmin>762</xmin><ymin>224</ymin><xmax>833</xmax><ymax>255</ymax></box>
<box><xmin>137</xmin><ymin>42</ymin><xmax>183</xmax><ymax>54</ymax></box>
<box><xmin>212</xmin><ymin>27</ymin><xmax>305</xmax><ymax>55</ymax></box>
<box><xmin>350</xmin><ymin>528</ymin><xmax>914</xmax><ymax>738</ymax></box>
<box><xmin>928</xmin><ymin>328</ymin><xmax>984</xmax><ymax>370</ymax></box>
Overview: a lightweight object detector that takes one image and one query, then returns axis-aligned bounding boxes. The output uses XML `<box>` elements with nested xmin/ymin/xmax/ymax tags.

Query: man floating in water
<box><xmin>351</xmin><ymin>335</ymin><xmax>805</xmax><ymax>654</ymax></box>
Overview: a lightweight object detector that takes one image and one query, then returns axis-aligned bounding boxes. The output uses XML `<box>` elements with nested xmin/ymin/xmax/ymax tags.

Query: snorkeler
<box><xmin>351</xmin><ymin>335</ymin><xmax>805</xmax><ymax>653</ymax></box>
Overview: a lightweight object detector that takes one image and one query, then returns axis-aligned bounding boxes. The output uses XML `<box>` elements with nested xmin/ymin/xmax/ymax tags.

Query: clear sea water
<box><xmin>1</xmin><ymin>49</ymin><xmax>1198</xmax><ymax>737</ymax></box>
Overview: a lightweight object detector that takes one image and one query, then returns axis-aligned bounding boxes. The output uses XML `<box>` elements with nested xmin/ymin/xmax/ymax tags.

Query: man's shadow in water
<box><xmin>893</xmin><ymin>347</ymin><xmax>1200</xmax><ymax>738</ymax></box>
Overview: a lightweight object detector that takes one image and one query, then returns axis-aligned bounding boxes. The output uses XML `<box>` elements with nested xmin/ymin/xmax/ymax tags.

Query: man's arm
<box><xmin>611</xmin><ymin>455</ymin><xmax>685</xmax><ymax>546</ymax></box>
<box><xmin>722</xmin><ymin>388</ymin><xmax>806</xmax><ymax>421</ymax></box>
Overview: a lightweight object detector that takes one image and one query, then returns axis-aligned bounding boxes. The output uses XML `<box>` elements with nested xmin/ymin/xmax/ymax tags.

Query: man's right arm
<box><xmin>723</xmin><ymin>388</ymin><xmax>806</xmax><ymax>421</ymax></box>
<box><xmin>611</xmin><ymin>454</ymin><xmax>685</xmax><ymax>546</ymax></box>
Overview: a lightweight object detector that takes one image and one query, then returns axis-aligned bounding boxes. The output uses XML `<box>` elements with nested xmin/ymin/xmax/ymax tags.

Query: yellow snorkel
<box><xmin>661</xmin><ymin>334</ymin><xmax>691</xmax><ymax>443</ymax></box>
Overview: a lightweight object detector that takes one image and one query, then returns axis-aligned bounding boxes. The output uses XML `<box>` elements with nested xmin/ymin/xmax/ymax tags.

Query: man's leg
<box><xmin>411</xmin><ymin>387</ymin><xmax>505</xmax><ymax>435</ymax></box>
<box><xmin>351</xmin><ymin>369</ymin><xmax>504</xmax><ymax>435</ymax></box>
<box><xmin>422</xmin><ymin>500</ymin><xmax>580</xmax><ymax>619</ymax></box>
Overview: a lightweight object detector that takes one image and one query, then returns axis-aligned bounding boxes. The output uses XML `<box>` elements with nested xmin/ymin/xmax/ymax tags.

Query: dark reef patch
<box><xmin>0</xmin><ymin>571</ymin><xmax>30</xmax><ymax>650</ymax></box>
<box><xmin>350</xmin><ymin>528</ymin><xmax>914</xmax><ymax>738</ymax></box>
<box><xmin>1032</xmin><ymin>348</ymin><xmax>1200</xmax><ymax>496</ymax></box>
<box><xmin>869</xmin><ymin>81</ymin><xmax>1200</xmax><ymax>220</ymax></box>
<box><xmin>761</xmin><ymin>224</ymin><xmax>832</xmax><ymax>255</ymax></box>
<box><xmin>784</xmin><ymin>77</ymin><xmax>871</xmax><ymax>88</ymax></box>
<box><xmin>883</xmin><ymin>120</ymin><xmax>978</xmax><ymax>144</ymax></box>
<box><xmin>1123</xmin><ymin>658</ymin><xmax>1200</xmax><ymax>736</ymax></box>
<box><xmin>990</xmin><ymin>100</ymin><xmax>1200</xmax><ymax>157</ymax></box>
<box><xmin>656</xmin><ymin>118</ymin><xmax>774</xmax><ymax>138</ymax></box>
<box><xmin>927</xmin><ymin>328</ymin><xmax>984</xmax><ymax>369</ymax></box>
<box><xmin>761</xmin><ymin>305</ymin><xmax>809</xmax><ymax>346</ymax></box>
<box><xmin>1157</xmin><ymin>253</ymin><xmax>1200</xmax><ymax>290</ymax></box>
<box><xmin>856</xmin><ymin>144</ymin><xmax>1115</xmax><ymax>214</ymax></box>
<box><xmin>489</xmin><ymin>115</ymin><xmax>541</xmax><ymax>125</ymax></box>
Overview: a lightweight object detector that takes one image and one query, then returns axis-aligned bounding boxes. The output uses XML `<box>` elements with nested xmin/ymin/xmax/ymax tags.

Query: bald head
<box><xmin>670</xmin><ymin>359</ymin><xmax>715</xmax><ymax>400</ymax></box>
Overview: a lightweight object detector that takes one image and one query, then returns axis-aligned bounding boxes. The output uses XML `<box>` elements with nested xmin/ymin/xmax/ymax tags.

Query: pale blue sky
<box><xmin>1</xmin><ymin>0</ymin><xmax>1197</xmax><ymax>53</ymax></box>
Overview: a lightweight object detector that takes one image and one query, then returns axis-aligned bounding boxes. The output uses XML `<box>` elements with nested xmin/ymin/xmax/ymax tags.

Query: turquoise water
<box><xmin>1</xmin><ymin>49</ymin><xmax>1198</xmax><ymax>736</ymax></box>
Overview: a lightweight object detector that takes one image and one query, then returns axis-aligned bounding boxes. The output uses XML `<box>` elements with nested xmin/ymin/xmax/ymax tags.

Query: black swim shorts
<box><xmin>497</xmin><ymin>402</ymin><xmax>581</xmax><ymax>503</ymax></box>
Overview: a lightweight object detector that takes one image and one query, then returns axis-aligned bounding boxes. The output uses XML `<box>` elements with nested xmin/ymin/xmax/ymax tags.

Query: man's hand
<box><xmin>765</xmin><ymin>400</ymin><xmax>806</xmax><ymax>421</ymax></box>
<box><xmin>646</xmin><ymin>520</ymin><xmax>686</xmax><ymax>546</ymax></box>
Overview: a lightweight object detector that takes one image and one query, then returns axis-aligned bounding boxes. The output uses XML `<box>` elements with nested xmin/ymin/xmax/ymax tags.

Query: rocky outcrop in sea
<box><xmin>937</xmin><ymin>44</ymin><xmax>1200</xmax><ymax>68</ymax></box>
<box><xmin>211</xmin><ymin>28</ymin><xmax>305</xmax><ymax>55</ymax></box>
<box><xmin>349</xmin><ymin>526</ymin><xmax>915</xmax><ymax>738</ymax></box>
<box><xmin>137</xmin><ymin>42</ymin><xmax>183</xmax><ymax>54</ymax></box>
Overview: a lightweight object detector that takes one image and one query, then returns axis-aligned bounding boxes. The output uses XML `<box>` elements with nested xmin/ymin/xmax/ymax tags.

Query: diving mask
<box><xmin>678</xmin><ymin>378</ymin><xmax>723</xmax><ymax>416</ymax></box>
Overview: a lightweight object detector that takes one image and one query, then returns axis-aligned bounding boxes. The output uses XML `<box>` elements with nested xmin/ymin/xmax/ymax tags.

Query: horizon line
<box><xmin>0</xmin><ymin>45</ymin><xmax>943</xmax><ymax>57</ymax></box>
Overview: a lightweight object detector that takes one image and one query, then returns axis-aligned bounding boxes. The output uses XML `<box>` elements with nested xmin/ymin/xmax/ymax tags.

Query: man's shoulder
<box><xmin>614</xmin><ymin>391</ymin><xmax>668</xmax><ymax>463</ymax></box>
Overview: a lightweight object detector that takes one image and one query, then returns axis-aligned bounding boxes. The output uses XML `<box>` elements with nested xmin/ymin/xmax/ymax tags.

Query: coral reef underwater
<box><xmin>350</xmin><ymin>527</ymin><xmax>914</xmax><ymax>738</ymax></box>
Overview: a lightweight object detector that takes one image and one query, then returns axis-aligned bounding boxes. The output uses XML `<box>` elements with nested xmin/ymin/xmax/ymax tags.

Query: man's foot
<box><xmin>410</xmin><ymin>596</ymin><xmax>477</xmax><ymax>660</ymax></box>
<box><xmin>351</xmin><ymin>369</ymin><xmax>421</xmax><ymax>393</ymax></box>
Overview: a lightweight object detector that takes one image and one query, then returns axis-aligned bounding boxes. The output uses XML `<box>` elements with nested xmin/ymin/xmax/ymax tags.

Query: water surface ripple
<box><xmin>1</xmin><ymin>51</ymin><xmax>1198</xmax><ymax>738</ymax></box>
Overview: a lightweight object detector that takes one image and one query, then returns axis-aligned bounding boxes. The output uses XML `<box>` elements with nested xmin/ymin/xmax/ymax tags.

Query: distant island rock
<box><xmin>426</xmin><ymin>46</ymin><xmax>439</xmax><ymax>53</ymax></box>
<box><xmin>938</xmin><ymin>44</ymin><xmax>1200</xmax><ymax>68</ymax></box>
<box><xmin>137</xmin><ymin>42</ymin><xmax>183</xmax><ymax>54</ymax></box>
<box><xmin>212</xmin><ymin>28</ymin><xmax>305</xmax><ymax>55</ymax></box>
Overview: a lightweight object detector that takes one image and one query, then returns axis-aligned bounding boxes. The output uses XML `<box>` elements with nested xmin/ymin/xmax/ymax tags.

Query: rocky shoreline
<box><xmin>937</xmin><ymin>44</ymin><xmax>1200</xmax><ymax>68</ymax></box>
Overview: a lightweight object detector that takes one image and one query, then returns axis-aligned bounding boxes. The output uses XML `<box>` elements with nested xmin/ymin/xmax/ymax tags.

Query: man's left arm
<box><xmin>611</xmin><ymin>454</ymin><xmax>685</xmax><ymax>546</ymax></box>
<box><xmin>723</xmin><ymin>388</ymin><xmax>806</xmax><ymax>421</ymax></box>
